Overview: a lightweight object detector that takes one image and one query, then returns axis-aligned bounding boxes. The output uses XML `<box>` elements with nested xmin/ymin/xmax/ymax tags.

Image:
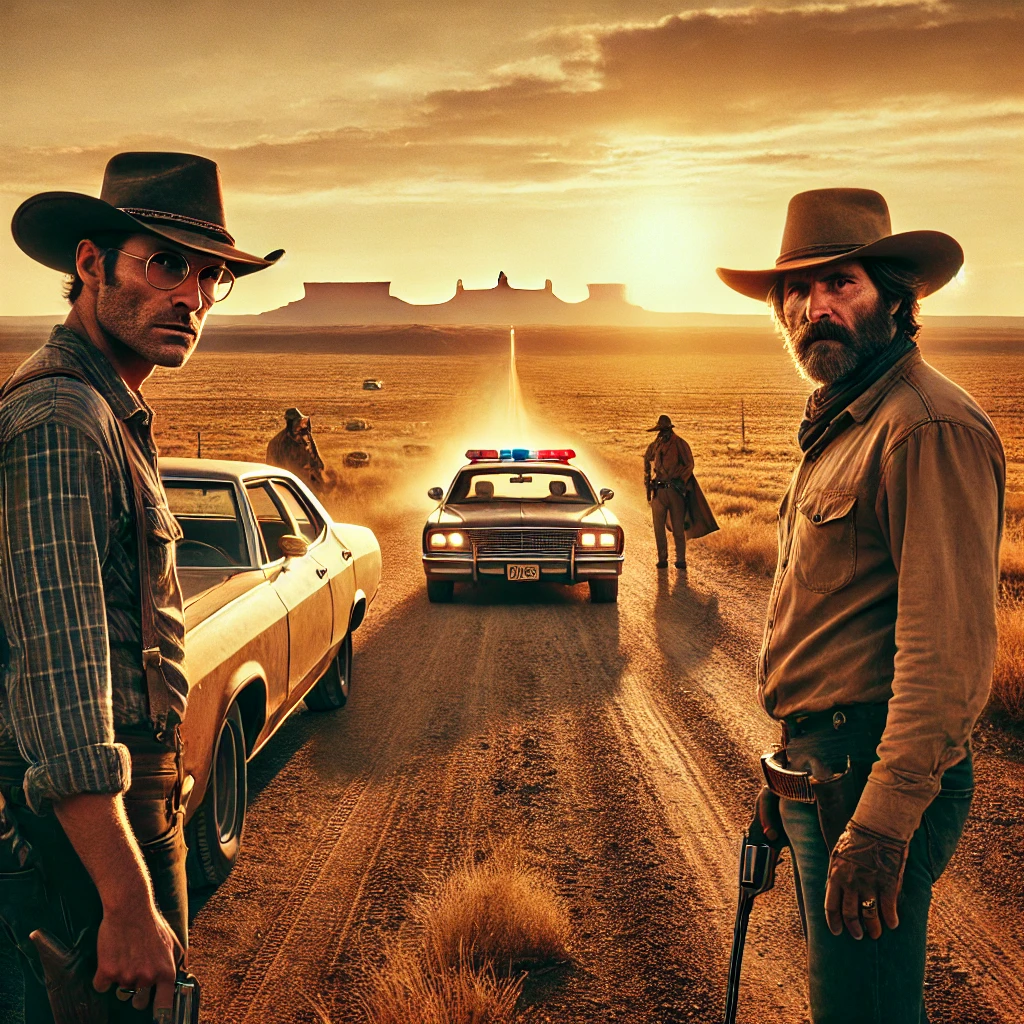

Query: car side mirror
<box><xmin>279</xmin><ymin>533</ymin><xmax>310</xmax><ymax>558</ymax></box>
<box><xmin>600</xmin><ymin>488</ymin><xmax>614</xmax><ymax>502</ymax></box>
<box><xmin>427</xmin><ymin>486</ymin><xmax>444</xmax><ymax>501</ymax></box>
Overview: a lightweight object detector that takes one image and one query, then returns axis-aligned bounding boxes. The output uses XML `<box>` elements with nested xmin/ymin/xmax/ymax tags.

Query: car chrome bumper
<box><xmin>422</xmin><ymin>552</ymin><xmax>623</xmax><ymax>582</ymax></box>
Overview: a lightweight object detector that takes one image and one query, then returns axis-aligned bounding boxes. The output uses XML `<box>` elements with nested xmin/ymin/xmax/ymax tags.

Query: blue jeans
<box><xmin>780</xmin><ymin>726</ymin><xmax>973</xmax><ymax>1024</ymax></box>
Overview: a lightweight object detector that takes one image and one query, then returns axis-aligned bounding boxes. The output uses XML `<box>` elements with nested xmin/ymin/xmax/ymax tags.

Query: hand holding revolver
<box><xmin>92</xmin><ymin>898</ymin><xmax>183</xmax><ymax>1017</ymax></box>
<box><xmin>824</xmin><ymin>819</ymin><xmax>909</xmax><ymax>941</ymax></box>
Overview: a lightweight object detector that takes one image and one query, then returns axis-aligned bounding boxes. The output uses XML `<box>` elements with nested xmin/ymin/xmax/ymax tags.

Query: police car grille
<box><xmin>467</xmin><ymin>529</ymin><xmax>576</xmax><ymax>557</ymax></box>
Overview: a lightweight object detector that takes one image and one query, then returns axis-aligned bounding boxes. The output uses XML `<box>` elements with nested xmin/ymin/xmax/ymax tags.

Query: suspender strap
<box><xmin>1</xmin><ymin>366</ymin><xmax>171</xmax><ymax>727</ymax></box>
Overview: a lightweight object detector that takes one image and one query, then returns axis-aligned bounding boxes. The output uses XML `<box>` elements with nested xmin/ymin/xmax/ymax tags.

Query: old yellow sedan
<box><xmin>160</xmin><ymin>458</ymin><xmax>381</xmax><ymax>887</ymax></box>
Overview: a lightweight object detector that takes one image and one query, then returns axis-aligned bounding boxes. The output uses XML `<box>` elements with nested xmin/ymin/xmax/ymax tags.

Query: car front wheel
<box><xmin>589</xmin><ymin>578</ymin><xmax>619</xmax><ymax>603</ymax></box>
<box><xmin>304</xmin><ymin>634</ymin><xmax>352</xmax><ymax>711</ymax></box>
<box><xmin>186</xmin><ymin>701</ymin><xmax>247</xmax><ymax>889</ymax></box>
<box><xmin>427</xmin><ymin>579</ymin><xmax>454</xmax><ymax>603</ymax></box>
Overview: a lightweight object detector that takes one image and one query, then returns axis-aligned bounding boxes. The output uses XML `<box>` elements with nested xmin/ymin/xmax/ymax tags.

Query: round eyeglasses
<box><xmin>114</xmin><ymin>249</ymin><xmax>235</xmax><ymax>303</ymax></box>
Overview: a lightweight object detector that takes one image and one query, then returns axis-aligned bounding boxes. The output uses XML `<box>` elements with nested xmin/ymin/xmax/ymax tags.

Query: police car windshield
<box><xmin>450</xmin><ymin>467</ymin><xmax>595</xmax><ymax>503</ymax></box>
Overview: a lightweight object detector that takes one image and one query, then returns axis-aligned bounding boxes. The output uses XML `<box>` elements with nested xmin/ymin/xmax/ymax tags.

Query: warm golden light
<box><xmin>2</xmin><ymin>2</ymin><xmax>1020</xmax><ymax>317</ymax></box>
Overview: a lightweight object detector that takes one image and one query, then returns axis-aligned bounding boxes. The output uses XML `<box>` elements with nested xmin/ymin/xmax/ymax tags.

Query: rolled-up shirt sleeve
<box><xmin>856</xmin><ymin>419</ymin><xmax>1004</xmax><ymax>840</ymax></box>
<box><xmin>0</xmin><ymin>421</ymin><xmax>131</xmax><ymax>810</ymax></box>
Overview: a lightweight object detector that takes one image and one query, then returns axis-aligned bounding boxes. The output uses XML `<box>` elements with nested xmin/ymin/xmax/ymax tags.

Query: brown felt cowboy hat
<box><xmin>11</xmin><ymin>151</ymin><xmax>283</xmax><ymax>278</ymax></box>
<box><xmin>647</xmin><ymin>414</ymin><xmax>675</xmax><ymax>431</ymax></box>
<box><xmin>716</xmin><ymin>188</ymin><xmax>963</xmax><ymax>302</ymax></box>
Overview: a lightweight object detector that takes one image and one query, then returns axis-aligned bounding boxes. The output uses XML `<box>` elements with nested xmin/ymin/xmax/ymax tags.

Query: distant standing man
<box><xmin>643</xmin><ymin>414</ymin><xmax>718</xmax><ymax>570</ymax></box>
<box><xmin>717</xmin><ymin>189</ymin><xmax>1004</xmax><ymax>1023</ymax></box>
<box><xmin>266</xmin><ymin>407</ymin><xmax>328</xmax><ymax>489</ymax></box>
<box><xmin>0</xmin><ymin>152</ymin><xmax>282</xmax><ymax>1022</ymax></box>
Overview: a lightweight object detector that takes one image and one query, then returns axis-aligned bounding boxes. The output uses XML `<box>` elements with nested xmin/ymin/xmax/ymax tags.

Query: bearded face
<box><xmin>783</xmin><ymin>302</ymin><xmax>897</xmax><ymax>385</ymax></box>
<box><xmin>778</xmin><ymin>261</ymin><xmax>897</xmax><ymax>387</ymax></box>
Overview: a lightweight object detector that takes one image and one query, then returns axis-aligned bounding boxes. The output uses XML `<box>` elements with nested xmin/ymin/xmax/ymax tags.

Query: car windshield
<box><xmin>449</xmin><ymin>467</ymin><xmax>595</xmax><ymax>504</ymax></box>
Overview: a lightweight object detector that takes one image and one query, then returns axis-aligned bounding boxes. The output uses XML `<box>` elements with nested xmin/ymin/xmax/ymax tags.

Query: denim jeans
<box><xmin>779</xmin><ymin>723</ymin><xmax>973</xmax><ymax>1024</ymax></box>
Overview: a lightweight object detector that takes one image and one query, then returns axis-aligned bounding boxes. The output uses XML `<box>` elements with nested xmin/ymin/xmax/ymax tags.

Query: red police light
<box><xmin>465</xmin><ymin>449</ymin><xmax>500</xmax><ymax>461</ymax></box>
<box><xmin>538</xmin><ymin>449</ymin><xmax>575</xmax><ymax>462</ymax></box>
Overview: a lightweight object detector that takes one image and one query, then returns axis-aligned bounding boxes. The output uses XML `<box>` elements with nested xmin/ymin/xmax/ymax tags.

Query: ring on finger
<box><xmin>860</xmin><ymin>898</ymin><xmax>878</xmax><ymax>915</ymax></box>
<box><xmin>115</xmin><ymin>987</ymin><xmax>136</xmax><ymax>1001</ymax></box>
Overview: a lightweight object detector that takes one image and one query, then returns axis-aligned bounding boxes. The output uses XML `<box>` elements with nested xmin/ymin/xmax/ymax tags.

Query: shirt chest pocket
<box><xmin>793</xmin><ymin>490</ymin><xmax>857</xmax><ymax>594</ymax></box>
<box><xmin>143</xmin><ymin>504</ymin><xmax>183</xmax><ymax>590</ymax></box>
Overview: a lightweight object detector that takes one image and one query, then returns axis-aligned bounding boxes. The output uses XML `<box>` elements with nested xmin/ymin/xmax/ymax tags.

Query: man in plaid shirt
<box><xmin>0</xmin><ymin>152</ymin><xmax>281</xmax><ymax>1022</ymax></box>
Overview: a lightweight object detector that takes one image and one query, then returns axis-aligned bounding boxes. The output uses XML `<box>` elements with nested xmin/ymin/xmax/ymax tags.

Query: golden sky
<box><xmin>2</xmin><ymin>0</ymin><xmax>1021</xmax><ymax>316</ymax></box>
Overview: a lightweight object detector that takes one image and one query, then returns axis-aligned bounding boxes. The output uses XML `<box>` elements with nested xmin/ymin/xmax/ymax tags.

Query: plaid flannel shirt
<box><xmin>0</xmin><ymin>326</ymin><xmax>186</xmax><ymax>811</ymax></box>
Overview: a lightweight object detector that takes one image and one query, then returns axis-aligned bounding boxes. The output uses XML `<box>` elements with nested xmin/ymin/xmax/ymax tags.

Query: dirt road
<box><xmin>181</xmin><ymin>451</ymin><xmax>1023</xmax><ymax>1024</ymax></box>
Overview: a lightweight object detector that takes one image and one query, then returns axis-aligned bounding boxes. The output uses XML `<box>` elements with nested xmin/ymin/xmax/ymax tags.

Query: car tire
<box><xmin>589</xmin><ymin>578</ymin><xmax>619</xmax><ymax>603</ymax></box>
<box><xmin>186</xmin><ymin>701</ymin><xmax>247</xmax><ymax>889</ymax></box>
<box><xmin>304</xmin><ymin>634</ymin><xmax>352</xmax><ymax>711</ymax></box>
<box><xmin>427</xmin><ymin>579</ymin><xmax>455</xmax><ymax>603</ymax></box>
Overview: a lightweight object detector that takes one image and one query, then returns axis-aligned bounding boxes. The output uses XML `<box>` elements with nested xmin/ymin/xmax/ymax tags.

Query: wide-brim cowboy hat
<box><xmin>11</xmin><ymin>151</ymin><xmax>283</xmax><ymax>278</ymax></box>
<box><xmin>647</xmin><ymin>414</ymin><xmax>674</xmax><ymax>431</ymax></box>
<box><xmin>716</xmin><ymin>188</ymin><xmax>962</xmax><ymax>302</ymax></box>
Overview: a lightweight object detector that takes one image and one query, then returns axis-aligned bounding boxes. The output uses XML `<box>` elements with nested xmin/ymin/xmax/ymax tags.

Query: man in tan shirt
<box><xmin>718</xmin><ymin>188</ymin><xmax>1004</xmax><ymax>1023</ymax></box>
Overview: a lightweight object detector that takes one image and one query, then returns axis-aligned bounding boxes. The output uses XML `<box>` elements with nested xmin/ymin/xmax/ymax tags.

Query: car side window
<box><xmin>245</xmin><ymin>482</ymin><xmax>291</xmax><ymax>563</ymax></box>
<box><xmin>271</xmin><ymin>480</ymin><xmax>325</xmax><ymax>543</ymax></box>
<box><xmin>165</xmin><ymin>482</ymin><xmax>250</xmax><ymax>567</ymax></box>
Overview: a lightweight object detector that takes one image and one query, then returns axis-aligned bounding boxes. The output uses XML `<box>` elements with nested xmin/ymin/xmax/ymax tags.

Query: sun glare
<box><xmin>620</xmin><ymin>203</ymin><xmax>706</xmax><ymax>312</ymax></box>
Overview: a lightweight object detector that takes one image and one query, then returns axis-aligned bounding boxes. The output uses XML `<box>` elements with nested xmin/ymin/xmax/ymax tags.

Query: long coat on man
<box><xmin>643</xmin><ymin>431</ymin><xmax>719</xmax><ymax>539</ymax></box>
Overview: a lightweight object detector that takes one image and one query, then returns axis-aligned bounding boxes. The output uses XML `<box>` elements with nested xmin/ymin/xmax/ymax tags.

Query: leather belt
<box><xmin>780</xmin><ymin>702</ymin><xmax>888</xmax><ymax>745</ymax></box>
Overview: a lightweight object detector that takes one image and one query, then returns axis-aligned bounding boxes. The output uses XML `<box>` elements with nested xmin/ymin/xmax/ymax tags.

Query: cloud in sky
<box><xmin>1</xmin><ymin>1</ymin><xmax>1021</xmax><ymax>314</ymax></box>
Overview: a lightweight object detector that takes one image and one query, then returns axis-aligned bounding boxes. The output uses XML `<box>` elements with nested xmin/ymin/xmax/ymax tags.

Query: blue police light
<box><xmin>512</xmin><ymin>448</ymin><xmax>530</xmax><ymax>461</ymax></box>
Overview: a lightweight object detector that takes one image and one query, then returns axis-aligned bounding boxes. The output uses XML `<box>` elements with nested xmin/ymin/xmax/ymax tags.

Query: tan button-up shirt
<box><xmin>760</xmin><ymin>347</ymin><xmax>1005</xmax><ymax>841</ymax></box>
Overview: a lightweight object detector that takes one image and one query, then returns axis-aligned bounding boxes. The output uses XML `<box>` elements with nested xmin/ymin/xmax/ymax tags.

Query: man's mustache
<box><xmin>791</xmin><ymin>318</ymin><xmax>857</xmax><ymax>351</ymax></box>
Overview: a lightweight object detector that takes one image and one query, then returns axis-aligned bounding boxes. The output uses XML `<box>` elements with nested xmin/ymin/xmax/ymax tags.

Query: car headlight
<box><xmin>428</xmin><ymin>531</ymin><xmax>466</xmax><ymax>549</ymax></box>
<box><xmin>579</xmin><ymin>532</ymin><xmax>597</xmax><ymax>547</ymax></box>
<box><xmin>599</xmin><ymin>532</ymin><xmax>617</xmax><ymax>548</ymax></box>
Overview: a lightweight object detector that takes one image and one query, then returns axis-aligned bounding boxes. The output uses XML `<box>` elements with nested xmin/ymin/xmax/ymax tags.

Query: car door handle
<box><xmin>316</xmin><ymin>567</ymin><xmax>328</xmax><ymax>579</ymax></box>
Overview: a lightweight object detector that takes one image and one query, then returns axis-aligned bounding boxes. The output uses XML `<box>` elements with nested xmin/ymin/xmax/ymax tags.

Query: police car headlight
<box><xmin>598</xmin><ymin>532</ymin><xmax>617</xmax><ymax>548</ymax></box>
<box><xmin>448</xmin><ymin>532</ymin><xmax>465</xmax><ymax>548</ymax></box>
<box><xmin>579</xmin><ymin>532</ymin><xmax>597</xmax><ymax>547</ymax></box>
<box><xmin>429</xmin><ymin>533</ymin><xmax>447</xmax><ymax>549</ymax></box>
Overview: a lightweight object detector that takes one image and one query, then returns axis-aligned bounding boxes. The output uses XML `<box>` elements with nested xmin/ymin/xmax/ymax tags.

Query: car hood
<box><xmin>431</xmin><ymin>502</ymin><xmax>617</xmax><ymax>529</ymax></box>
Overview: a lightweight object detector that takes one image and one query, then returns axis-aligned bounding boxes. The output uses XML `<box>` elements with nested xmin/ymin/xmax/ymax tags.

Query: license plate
<box><xmin>507</xmin><ymin>563</ymin><xmax>540</xmax><ymax>581</ymax></box>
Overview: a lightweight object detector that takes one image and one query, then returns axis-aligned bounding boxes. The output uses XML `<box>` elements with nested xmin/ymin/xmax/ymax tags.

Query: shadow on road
<box><xmin>652</xmin><ymin>570</ymin><xmax>722</xmax><ymax>674</ymax></box>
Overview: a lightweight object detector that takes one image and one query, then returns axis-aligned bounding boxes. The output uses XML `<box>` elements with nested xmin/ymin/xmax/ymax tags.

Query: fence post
<box><xmin>740</xmin><ymin>399</ymin><xmax>746</xmax><ymax>450</ymax></box>
<box><xmin>197</xmin><ymin>430</ymin><xmax>202</xmax><ymax>459</ymax></box>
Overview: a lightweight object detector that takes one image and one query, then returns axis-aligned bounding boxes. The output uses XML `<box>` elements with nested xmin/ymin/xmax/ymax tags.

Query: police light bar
<box><xmin>465</xmin><ymin>448</ymin><xmax>576</xmax><ymax>463</ymax></box>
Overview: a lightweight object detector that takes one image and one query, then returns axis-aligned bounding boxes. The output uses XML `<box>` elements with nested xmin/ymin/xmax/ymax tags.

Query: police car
<box><xmin>422</xmin><ymin>448</ymin><xmax>623</xmax><ymax>603</ymax></box>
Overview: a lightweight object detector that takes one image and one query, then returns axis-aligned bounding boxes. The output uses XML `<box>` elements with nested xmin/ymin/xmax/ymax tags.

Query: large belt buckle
<box><xmin>761</xmin><ymin>751</ymin><xmax>816</xmax><ymax>803</ymax></box>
